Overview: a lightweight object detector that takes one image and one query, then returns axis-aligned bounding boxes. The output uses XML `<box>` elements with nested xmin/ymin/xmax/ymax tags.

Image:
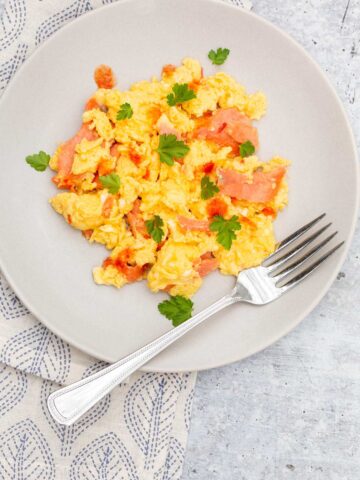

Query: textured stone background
<box><xmin>182</xmin><ymin>2</ymin><xmax>360</xmax><ymax>479</ymax></box>
<box><xmin>0</xmin><ymin>1</ymin><xmax>359</xmax><ymax>479</ymax></box>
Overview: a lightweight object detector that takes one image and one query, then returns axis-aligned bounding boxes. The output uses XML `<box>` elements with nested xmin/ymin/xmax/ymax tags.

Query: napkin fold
<box><xmin>0</xmin><ymin>0</ymin><xmax>252</xmax><ymax>478</ymax></box>
<box><xmin>0</xmin><ymin>269</ymin><xmax>197</xmax><ymax>479</ymax></box>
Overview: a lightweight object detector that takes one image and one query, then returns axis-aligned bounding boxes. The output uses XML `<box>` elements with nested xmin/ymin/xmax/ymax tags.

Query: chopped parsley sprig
<box><xmin>99</xmin><ymin>173</ymin><xmax>120</xmax><ymax>194</ymax></box>
<box><xmin>210</xmin><ymin>215</ymin><xmax>241</xmax><ymax>250</ymax></box>
<box><xmin>239</xmin><ymin>140</ymin><xmax>255</xmax><ymax>157</ymax></box>
<box><xmin>167</xmin><ymin>83</ymin><xmax>196</xmax><ymax>106</ymax></box>
<box><xmin>158</xmin><ymin>295</ymin><xmax>194</xmax><ymax>326</ymax></box>
<box><xmin>208</xmin><ymin>48</ymin><xmax>230</xmax><ymax>65</ymax></box>
<box><xmin>156</xmin><ymin>134</ymin><xmax>190</xmax><ymax>166</ymax></box>
<box><xmin>25</xmin><ymin>151</ymin><xmax>50</xmax><ymax>172</ymax></box>
<box><xmin>116</xmin><ymin>103</ymin><xmax>133</xmax><ymax>120</ymax></box>
<box><xmin>145</xmin><ymin>215</ymin><xmax>165</xmax><ymax>243</ymax></box>
<box><xmin>201</xmin><ymin>175</ymin><xmax>219</xmax><ymax>200</ymax></box>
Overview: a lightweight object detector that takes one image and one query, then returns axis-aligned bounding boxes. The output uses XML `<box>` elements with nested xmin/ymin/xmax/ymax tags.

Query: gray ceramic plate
<box><xmin>0</xmin><ymin>0</ymin><xmax>358</xmax><ymax>371</ymax></box>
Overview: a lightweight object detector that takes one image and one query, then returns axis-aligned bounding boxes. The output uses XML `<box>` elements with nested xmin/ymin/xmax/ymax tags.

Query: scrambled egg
<box><xmin>49</xmin><ymin>58</ymin><xmax>289</xmax><ymax>298</ymax></box>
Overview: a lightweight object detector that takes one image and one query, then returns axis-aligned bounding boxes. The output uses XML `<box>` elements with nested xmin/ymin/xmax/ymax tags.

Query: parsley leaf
<box><xmin>158</xmin><ymin>295</ymin><xmax>194</xmax><ymax>326</ymax></box>
<box><xmin>145</xmin><ymin>215</ymin><xmax>165</xmax><ymax>243</ymax></box>
<box><xmin>99</xmin><ymin>173</ymin><xmax>120</xmax><ymax>194</ymax></box>
<box><xmin>25</xmin><ymin>151</ymin><xmax>50</xmax><ymax>172</ymax></box>
<box><xmin>156</xmin><ymin>134</ymin><xmax>190</xmax><ymax>166</ymax></box>
<box><xmin>210</xmin><ymin>215</ymin><xmax>241</xmax><ymax>250</ymax></box>
<box><xmin>239</xmin><ymin>140</ymin><xmax>255</xmax><ymax>157</ymax></box>
<box><xmin>208</xmin><ymin>48</ymin><xmax>230</xmax><ymax>65</ymax></box>
<box><xmin>167</xmin><ymin>83</ymin><xmax>196</xmax><ymax>106</ymax></box>
<box><xmin>116</xmin><ymin>103</ymin><xmax>133</xmax><ymax>120</ymax></box>
<box><xmin>201</xmin><ymin>175</ymin><xmax>220</xmax><ymax>200</ymax></box>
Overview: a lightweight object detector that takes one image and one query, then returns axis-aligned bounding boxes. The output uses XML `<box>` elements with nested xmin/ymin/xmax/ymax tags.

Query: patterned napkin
<box><xmin>0</xmin><ymin>0</ymin><xmax>252</xmax><ymax>478</ymax></box>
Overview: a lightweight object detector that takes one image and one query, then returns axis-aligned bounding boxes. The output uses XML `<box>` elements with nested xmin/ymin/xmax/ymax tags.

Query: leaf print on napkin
<box><xmin>0</xmin><ymin>323</ymin><xmax>71</xmax><ymax>383</ymax></box>
<box><xmin>40</xmin><ymin>363</ymin><xmax>111</xmax><ymax>457</ymax></box>
<box><xmin>70</xmin><ymin>432</ymin><xmax>139</xmax><ymax>480</ymax></box>
<box><xmin>0</xmin><ymin>418</ymin><xmax>55</xmax><ymax>480</ymax></box>
<box><xmin>124</xmin><ymin>373</ymin><xmax>182</xmax><ymax>471</ymax></box>
<box><xmin>154</xmin><ymin>437</ymin><xmax>185</xmax><ymax>480</ymax></box>
<box><xmin>80</xmin><ymin>359</ymin><xmax>109</xmax><ymax>377</ymax></box>
<box><xmin>0</xmin><ymin>0</ymin><xmax>27</xmax><ymax>50</ymax></box>
<box><xmin>0</xmin><ymin>273</ymin><xmax>30</xmax><ymax>320</ymax></box>
<box><xmin>184</xmin><ymin>389</ymin><xmax>194</xmax><ymax>432</ymax></box>
<box><xmin>0</xmin><ymin>363</ymin><xmax>27</xmax><ymax>418</ymax></box>
<box><xmin>35</xmin><ymin>0</ymin><xmax>93</xmax><ymax>46</ymax></box>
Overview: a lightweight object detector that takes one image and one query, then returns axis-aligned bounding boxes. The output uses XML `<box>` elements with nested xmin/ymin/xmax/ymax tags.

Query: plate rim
<box><xmin>0</xmin><ymin>0</ymin><xmax>358</xmax><ymax>372</ymax></box>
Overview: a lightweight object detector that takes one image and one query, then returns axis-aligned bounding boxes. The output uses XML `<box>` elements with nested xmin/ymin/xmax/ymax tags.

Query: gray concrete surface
<box><xmin>183</xmin><ymin>1</ymin><xmax>360</xmax><ymax>479</ymax></box>
<box><xmin>1</xmin><ymin>1</ymin><xmax>359</xmax><ymax>479</ymax></box>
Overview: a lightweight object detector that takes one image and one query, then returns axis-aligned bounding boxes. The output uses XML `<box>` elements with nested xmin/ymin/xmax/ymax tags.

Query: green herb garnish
<box><xmin>156</xmin><ymin>134</ymin><xmax>190</xmax><ymax>166</ymax></box>
<box><xmin>239</xmin><ymin>140</ymin><xmax>255</xmax><ymax>157</ymax></box>
<box><xmin>99</xmin><ymin>173</ymin><xmax>120</xmax><ymax>194</ymax></box>
<box><xmin>158</xmin><ymin>295</ymin><xmax>194</xmax><ymax>326</ymax></box>
<box><xmin>201</xmin><ymin>175</ymin><xmax>220</xmax><ymax>200</ymax></box>
<box><xmin>145</xmin><ymin>215</ymin><xmax>165</xmax><ymax>243</ymax></box>
<box><xmin>208</xmin><ymin>48</ymin><xmax>230</xmax><ymax>65</ymax></box>
<box><xmin>116</xmin><ymin>103</ymin><xmax>133</xmax><ymax>120</ymax></box>
<box><xmin>25</xmin><ymin>151</ymin><xmax>50</xmax><ymax>172</ymax></box>
<box><xmin>167</xmin><ymin>83</ymin><xmax>196</xmax><ymax>106</ymax></box>
<box><xmin>210</xmin><ymin>215</ymin><xmax>241</xmax><ymax>250</ymax></box>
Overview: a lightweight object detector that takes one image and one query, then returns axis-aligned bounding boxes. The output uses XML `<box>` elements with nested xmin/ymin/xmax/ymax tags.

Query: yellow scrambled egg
<box><xmin>49</xmin><ymin>58</ymin><xmax>289</xmax><ymax>298</ymax></box>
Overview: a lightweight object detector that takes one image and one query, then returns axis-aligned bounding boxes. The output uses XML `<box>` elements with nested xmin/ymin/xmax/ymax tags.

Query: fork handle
<box><xmin>47</xmin><ymin>293</ymin><xmax>236</xmax><ymax>425</ymax></box>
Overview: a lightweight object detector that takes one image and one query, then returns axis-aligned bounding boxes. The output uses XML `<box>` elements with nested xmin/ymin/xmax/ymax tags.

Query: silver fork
<box><xmin>47</xmin><ymin>213</ymin><xmax>343</xmax><ymax>425</ymax></box>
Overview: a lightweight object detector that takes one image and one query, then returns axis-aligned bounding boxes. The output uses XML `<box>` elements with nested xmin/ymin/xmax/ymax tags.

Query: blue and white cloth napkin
<box><xmin>0</xmin><ymin>0</ymin><xmax>252</xmax><ymax>478</ymax></box>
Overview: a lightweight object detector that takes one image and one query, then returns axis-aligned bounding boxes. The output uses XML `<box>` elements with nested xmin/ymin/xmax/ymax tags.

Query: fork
<box><xmin>47</xmin><ymin>213</ymin><xmax>343</xmax><ymax>425</ymax></box>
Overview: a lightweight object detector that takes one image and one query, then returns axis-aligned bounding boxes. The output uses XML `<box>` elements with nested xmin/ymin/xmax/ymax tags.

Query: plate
<box><xmin>0</xmin><ymin>0</ymin><xmax>358</xmax><ymax>371</ymax></box>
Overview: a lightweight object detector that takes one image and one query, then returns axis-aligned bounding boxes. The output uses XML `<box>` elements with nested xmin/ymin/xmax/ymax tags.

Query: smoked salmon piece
<box><xmin>84</xmin><ymin>97</ymin><xmax>107</xmax><ymax>113</ymax></box>
<box><xmin>178</xmin><ymin>215</ymin><xmax>210</xmax><ymax>232</ymax></box>
<box><xmin>195</xmin><ymin>252</ymin><xmax>219</xmax><ymax>277</ymax></box>
<box><xmin>103</xmin><ymin>248</ymin><xmax>143</xmax><ymax>282</ymax></box>
<box><xmin>82</xmin><ymin>229</ymin><xmax>93</xmax><ymax>240</ymax></box>
<box><xmin>218</xmin><ymin>167</ymin><xmax>286</xmax><ymax>203</ymax></box>
<box><xmin>52</xmin><ymin>172</ymin><xmax>88</xmax><ymax>191</ymax></box>
<box><xmin>102</xmin><ymin>195</ymin><xmax>114</xmax><ymax>218</ymax></box>
<box><xmin>57</xmin><ymin>124</ymin><xmax>98</xmax><ymax>176</ymax></box>
<box><xmin>195</xmin><ymin>108</ymin><xmax>258</xmax><ymax>152</ymax></box>
<box><xmin>127</xmin><ymin>199</ymin><xmax>149</xmax><ymax>237</ymax></box>
<box><xmin>85</xmin><ymin>98</ymin><xmax>100</xmax><ymax>111</ymax></box>
<box><xmin>110</xmin><ymin>143</ymin><xmax>120</xmax><ymax>158</ymax></box>
<box><xmin>121</xmin><ymin>264</ymin><xmax>144</xmax><ymax>282</ymax></box>
<box><xmin>94</xmin><ymin>65</ymin><xmax>116</xmax><ymax>89</ymax></box>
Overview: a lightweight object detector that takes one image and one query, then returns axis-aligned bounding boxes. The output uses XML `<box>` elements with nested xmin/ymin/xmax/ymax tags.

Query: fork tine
<box><xmin>264</xmin><ymin>213</ymin><xmax>326</xmax><ymax>264</ymax></box>
<box><xmin>278</xmin><ymin>241</ymin><xmax>344</xmax><ymax>291</ymax></box>
<box><xmin>265</xmin><ymin>223</ymin><xmax>332</xmax><ymax>271</ymax></box>
<box><xmin>272</xmin><ymin>231</ymin><xmax>338</xmax><ymax>280</ymax></box>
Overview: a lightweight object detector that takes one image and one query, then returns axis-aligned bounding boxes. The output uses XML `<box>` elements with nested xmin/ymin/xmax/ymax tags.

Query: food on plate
<box><xmin>26</xmin><ymin>54</ymin><xmax>289</xmax><ymax>324</ymax></box>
